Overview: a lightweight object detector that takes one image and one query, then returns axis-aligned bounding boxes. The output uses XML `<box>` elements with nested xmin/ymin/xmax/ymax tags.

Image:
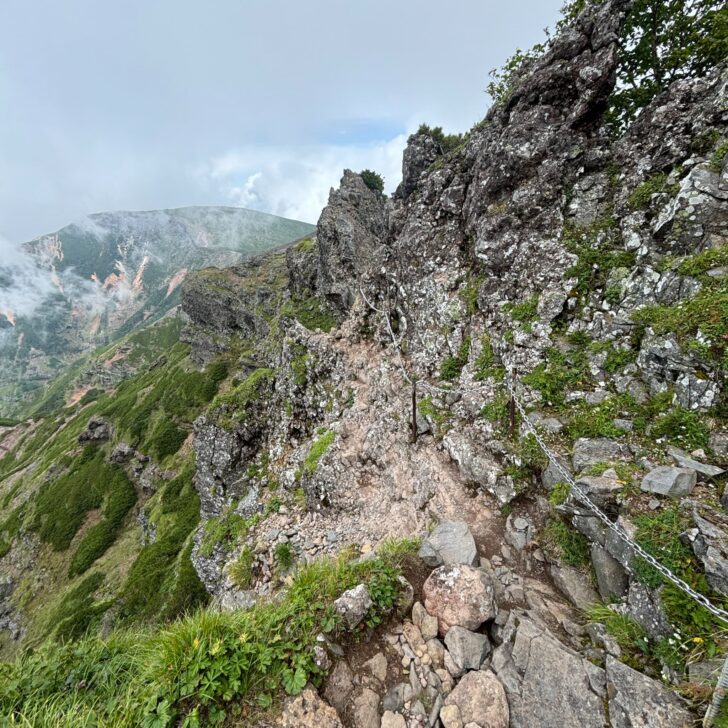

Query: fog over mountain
<box><xmin>0</xmin><ymin>206</ymin><xmax>314</xmax><ymax>415</ymax></box>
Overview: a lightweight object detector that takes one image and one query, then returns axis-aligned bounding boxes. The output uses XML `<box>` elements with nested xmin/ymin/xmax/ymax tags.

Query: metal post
<box><xmin>509</xmin><ymin>367</ymin><xmax>517</xmax><ymax>440</ymax></box>
<box><xmin>704</xmin><ymin>654</ymin><xmax>728</xmax><ymax>726</ymax></box>
<box><xmin>411</xmin><ymin>378</ymin><xmax>418</xmax><ymax>444</ymax></box>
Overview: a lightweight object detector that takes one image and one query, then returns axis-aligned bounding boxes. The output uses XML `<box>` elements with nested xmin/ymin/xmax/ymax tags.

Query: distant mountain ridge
<box><xmin>0</xmin><ymin>206</ymin><xmax>314</xmax><ymax>416</ymax></box>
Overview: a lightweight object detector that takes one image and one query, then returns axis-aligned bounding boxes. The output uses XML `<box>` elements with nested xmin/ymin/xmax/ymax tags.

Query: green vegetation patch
<box><xmin>627</xmin><ymin>173</ymin><xmax>680</xmax><ymax>210</ymax></box>
<box><xmin>32</xmin><ymin>445</ymin><xmax>133</xmax><ymax>554</ymax></box>
<box><xmin>632</xmin><ymin>250</ymin><xmax>727</xmax><ymax>367</ymax></box>
<box><xmin>440</xmin><ymin>337</ymin><xmax>471</xmax><ymax>381</ymax></box>
<box><xmin>300</xmin><ymin>429</ymin><xmax>335</xmax><ymax>479</ymax></box>
<box><xmin>542</xmin><ymin>516</ymin><xmax>591</xmax><ymax>568</ymax></box>
<box><xmin>474</xmin><ymin>335</ymin><xmax>505</xmax><ymax>382</ymax></box>
<box><xmin>69</xmin><ymin>468</ymin><xmax>137</xmax><ymax>577</ymax></box>
<box><xmin>282</xmin><ymin>296</ymin><xmax>337</xmax><ymax>333</ymax></box>
<box><xmin>0</xmin><ymin>541</ymin><xmax>416</xmax><ymax>727</ymax></box>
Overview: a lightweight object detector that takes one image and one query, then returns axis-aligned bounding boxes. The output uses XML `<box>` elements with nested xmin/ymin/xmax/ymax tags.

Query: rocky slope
<box><xmin>1</xmin><ymin>0</ymin><xmax>727</xmax><ymax>724</ymax></box>
<box><xmin>0</xmin><ymin>206</ymin><xmax>314</xmax><ymax>417</ymax></box>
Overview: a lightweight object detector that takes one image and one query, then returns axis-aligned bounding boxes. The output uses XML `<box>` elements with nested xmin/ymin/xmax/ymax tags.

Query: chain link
<box><xmin>359</xmin><ymin>286</ymin><xmax>728</xmax><ymax>625</ymax></box>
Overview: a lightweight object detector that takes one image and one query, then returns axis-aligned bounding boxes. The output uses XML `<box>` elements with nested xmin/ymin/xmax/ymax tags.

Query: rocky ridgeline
<box><xmin>275</xmin><ymin>521</ymin><xmax>693</xmax><ymax>728</ymax></box>
<box><xmin>171</xmin><ymin>0</ymin><xmax>728</xmax><ymax>723</ymax></box>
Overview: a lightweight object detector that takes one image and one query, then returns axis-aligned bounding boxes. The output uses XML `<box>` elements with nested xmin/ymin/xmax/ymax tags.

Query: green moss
<box><xmin>282</xmin><ymin>296</ymin><xmax>336</xmax><ymax>333</ymax></box>
<box><xmin>506</xmin><ymin>294</ymin><xmax>539</xmax><ymax>329</ymax></box>
<box><xmin>301</xmin><ymin>430</ymin><xmax>335</xmax><ymax>479</ymax></box>
<box><xmin>418</xmin><ymin>396</ymin><xmax>451</xmax><ymax>437</ymax></box>
<box><xmin>474</xmin><ymin>335</ymin><xmax>505</xmax><ymax>381</ymax></box>
<box><xmin>440</xmin><ymin>337</ymin><xmax>471</xmax><ymax>381</ymax></box>
<box><xmin>627</xmin><ymin>173</ymin><xmax>680</xmax><ymax>210</ymax></box>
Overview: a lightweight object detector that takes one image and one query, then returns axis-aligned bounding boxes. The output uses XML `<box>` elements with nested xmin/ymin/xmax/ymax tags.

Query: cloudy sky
<box><xmin>0</xmin><ymin>0</ymin><xmax>563</xmax><ymax>243</ymax></box>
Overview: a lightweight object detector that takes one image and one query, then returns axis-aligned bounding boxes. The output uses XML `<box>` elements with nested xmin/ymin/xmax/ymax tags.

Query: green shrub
<box><xmin>651</xmin><ymin>406</ymin><xmax>710</xmax><ymax>450</ymax></box>
<box><xmin>50</xmin><ymin>572</ymin><xmax>109</xmax><ymax>643</ymax></box>
<box><xmin>69</xmin><ymin>469</ymin><xmax>137</xmax><ymax>577</ymax></box>
<box><xmin>34</xmin><ymin>446</ymin><xmax>107</xmax><ymax>551</ymax></box>
<box><xmin>229</xmin><ymin>547</ymin><xmax>255</xmax><ymax>589</ymax></box>
<box><xmin>275</xmin><ymin>542</ymin><xmax>294</xmax><ymax>570</ymax></box>
<box><xmin>440</xmin><ymin>337</ymin><xmax>471</xmax><ymax>381</ymax></box>
<box><xmin>359</xmin><ymin>169</ymin><xmax>384</xmax><ymax>193</ymax></box>
<box><xmin>542</xmin><ymin>517</ymin><xmax>590</xmax><ymax>567</ymax></box>
<box><xmin>147</xmin><ymin>419</ymin><xmax>187</xmax><ymax>460</ymax></box>
<box><xmin>523</xmin><ymin>346</ymin><xmax>590</xmax><ymax>409</ymax></box>
<box><xmin>627</xmin><ymin>173</ymin><xmax>679</xmax><ymax>210</ymax></box>
<box><xmin>474</xmin><ymin>336</ymin><xmax>505</xmax><ymax>381</ymax></box>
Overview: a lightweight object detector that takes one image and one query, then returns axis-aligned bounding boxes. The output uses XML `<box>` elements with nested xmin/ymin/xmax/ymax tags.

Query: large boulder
<box><xmin>423</xmin><ymin>564</ymin><xmax>496</xmax><ymax>635</ymax></box>
<box><xmin>572</xmin><ymin>438</ymin><xmax>630</xmax><ymax>473</ymax></box>
<box><xmin>641</xmin><ymin>467</ymin><xmax>696</xmax><ymax>497</ymax></box>
<box><xmin>606</xmin><ymin>656</ymin><xmax>692</xmax><ymax>727</ymax></box>
<box><xmin>418</xmin><ymin>521</ymin><xmax>478</xmax><ymax>567</ymax></box>
<box><xmin>491</xmin><ymin>611</ymin><xmax>607</xmax><ymax>728</ymax></box>
<box><xmin>442</xmin><ymin>670</ymin><xmax>509</xmax><ymax>728</ymax></box>
<box><xmin>78</xmin><ymin>416</ymin><xmax>112</xmax><ymax>443</ymax></box>
<box><xmin>590</xmin><ymin>544</ymin><xmax>629</xmax><ymax>600</ymax></box>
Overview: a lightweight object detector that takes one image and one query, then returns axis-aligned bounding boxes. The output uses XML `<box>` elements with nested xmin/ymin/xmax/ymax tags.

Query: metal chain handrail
<box><xmin>358</xmin><ymin>285</ymin><xmax>728</xmax><ymax>624</ymax></box>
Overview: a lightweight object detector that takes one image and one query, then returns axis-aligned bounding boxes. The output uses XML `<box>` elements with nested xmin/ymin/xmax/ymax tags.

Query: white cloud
<box><xmin>200</xmin><ymin>133</ymin><xmax>409</xmax><ymax>224</ymax></box>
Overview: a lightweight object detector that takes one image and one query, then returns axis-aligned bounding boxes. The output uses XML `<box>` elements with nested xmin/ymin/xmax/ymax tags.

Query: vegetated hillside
<box><xmin>1</xmin><ymin>0</ymin><xmax>728</xmax><ymax>726</ymax></box>
<box><xmin>0</xmin><ymin>206</ymin><xmax>314</xmax><ymax>417</ymax></box>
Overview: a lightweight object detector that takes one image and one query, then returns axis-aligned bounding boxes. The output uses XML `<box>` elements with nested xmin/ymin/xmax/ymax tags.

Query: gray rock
<box><xmin>572</xmin><ymin>438</ymin><xmax>630</xmax><ymax>473</ymax></box>
<box><xmin>78</xmin><ymin>415</ymin><xmax>112</xmax><ymax>443</ymax></box>
<box><xmin>526</xmin><ymin>411</ymin><xmax>564</xmax><ymax>434</ymax></box>
<box><xmin>640</xmin><ymin>466</ymin><xmax>696</xmax><ymax>497</ymax></box>
<box><xmin>380</xmin><ymin>712</ymin><xmax>406</xmax><ymax>728</ymax></box>
<box><xmin>382</xmin><ymin>683</ymin><xmax>411</xmax><ymax>713</ymax></box>
<box><xmin>549</xmin><ymin>564</ymin><xmax>600</xmax><ymax>610</ymax></box>
<box><xmin>682</xmin><ymin>514</ymin><xmax>728</xmax><ymax>596</ymax></box>
<box><xmin>687</xmin><ymin>658</ymin><xmax>724</xmax><ymax>686</ymax></box>
<box><xmin>444</xmin><ymin>626</ymin><xmax>491</xmax><ymax>671</ymax></box>
<box><xmin>334</xmin><ymin>584</ymin><xmax>373</xmax><ymax>630</ymax></box>
<box><xmin>324</xmin><ymin>660</ymin><xmax>354</xmax><ymax>714</ymax></box>
<box><xmin>491</xmin><ymin>611</ymin><xmax>606</xmax><ymax>728</ymax></box>
<box><xmin>666</xmin><ymin>445</ymin><xmax>725</xmax><ymax>478</ymax></box>
<box><xmin>418</xmin><ymin>521</ymin><xmax>478</xmax><ymax>568</ymax></box>
<box><xmin>709</xmin><ymin>431</ymin><xmax>728</xmax><ymax>460</ymax></box>
<box><xmin>423</xmin><ymin>564</ymin><xmax>497</xmax><ymax>635</ymax></box>
<box><xmin>606</xmin><ymin>655</ymin><xmax>692</xmax><ymax>727</ymax></box>
<box><xmin>542</xmin><ymin>455</ymin><xmax>572</xmax><ymax>491</ymax></box>
<box><xmin>626</xmin><ymin>582</ymin><xmax>671</xmax><ymax>639</ymax></box>
<box><xmin>444</xmin><ymin>432</ymin><xmax>515</xmax><ymax>505</ymax></box>
<box><xmin>442</xmin><ymin>670</ymin><xmax>509</xmax><ymax>728</ymax></box>
<box><xmin>351</xmin><ymin>687</ymin><xmax>380</xmax><ymax>728</ymax></box>
<box><xmin>590</xmin><ymin>544</ymin><xmax>628</xmax><ymax>600</ymax></box>
<box><xmin>505</xmin><ymin>514</ymin><xmax>534</xmax><ymax>551</ymax></box>
<box><xmin>363</xmin><ymin>652</ymin><xmax>388</xmax><ymax>683</ymax></box>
